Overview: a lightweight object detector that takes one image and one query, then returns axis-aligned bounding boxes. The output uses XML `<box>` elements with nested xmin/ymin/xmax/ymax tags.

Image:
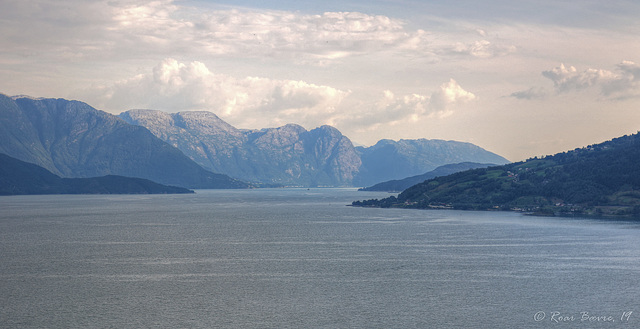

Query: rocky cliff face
<box><xmin>119</xmin><ymin>110</ymin><xmax>246</xmax><ymax>174</ymax></box>
<box><xmin>305</xmin><ymin>125</ymin><xmax>362</xmax><ymax>185</ymax></box>
<box><xmin>120</xmin><ymin>110</ymin><xmax>362</xmax><ymax>186</ymax></box>
<box><xmin>0</xmin><ymin>95</ymin><xmax>248</xmax><ymax>189</ymax></box>
<box><xmin>120</xmin><ymin>109</ymin><xmax>510</xmax><ymax>187</ymax></box>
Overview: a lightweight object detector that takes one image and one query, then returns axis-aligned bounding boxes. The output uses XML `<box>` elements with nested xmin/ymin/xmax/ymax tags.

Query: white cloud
<box><xmin>332</xmin><ymin>79</ymin><xmax>476</xmax><ymax>133</ymax></box>
<box><xmin>540</xmin><ymin>62</ymin><xmax>640</xmax><ymax>100</ymax></box>
<box><xmin>542</xmin><ymin>63</ymin><xmax>616</xmax><ymax>92</ymax></box>
<box><xmin>428</xmin><ymin>79</ymin><xmax>476</xmax><ymax>116</ymax></box>
<box><xmin>602</xmin><ymin>61</ymin><xmax>640</xmax><ymax>99</ymax></box>
<box><xmin>81</xmin><ymin>58</ymin><xmax>350</xmax><ymax>128</ymax></box>
<box><xmin>187</xmin><ymin>10</ymin><xmax>432</xmax><ymax>63</ymax></box>
<box><xmin>372</xmin><ymin>90</ymin><xmax>428</xmax><ymax>122</ymax></box>
<box><xmin>443</xmin><ymin>39</ymin><xmax>516</xmax><ymax>58</ymax></box>
<box><xmin>1</xmin><ymin>0</ymin><xmax>520</xmax><ymax>65</ymax></box>
<box><xmin>81</xmin><ymin>58</ymin><xmax>477</xmax><ymax>135</ymax></box>
<box><xmin>25</xmin><ymin>2</ymin><xmax>427</xmax><ymax>63</ymax></box>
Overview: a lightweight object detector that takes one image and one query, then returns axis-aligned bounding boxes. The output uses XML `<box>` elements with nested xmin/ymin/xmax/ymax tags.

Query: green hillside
<box><xmin>358</xmin><ymin>162</ymin><xmax>495</xmax><ymax>192</ymax></box>
<box><xmin>353</xmin><ymin>133</ymin><xmax>640</xmax><ymax>217</ymax></box>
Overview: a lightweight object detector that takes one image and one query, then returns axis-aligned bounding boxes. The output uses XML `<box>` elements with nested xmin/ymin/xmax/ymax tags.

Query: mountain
<box><xmin>359</xmin><ymin>162</ymin><xmax>496</xmax><ymax>192</ymax></box>
<box><xmin>353</xmin><ymin>139</ymin><xmax>510</xmax><ymax>186</ymax></box>
<box><xmin>120</xmin><ymin>109</ymin><xmax>508</xmax><ymax>187</ymax></box>
<box><xmin>120</xmin><ymin>110</ymin><xmax>361</xmax><ymax>187</ymax></box>
<box><xmin>0</xmin><ymin>153</ymin><xmax>193</xmax><ymax>195</ymax></box>
<box><xmin>0</xmin><ymin>94</ymin><xmax>248</xmax><ymax>189</ymax></box>
<box><xmin>1</xmin><ymin>93</ymin><xmax>510</xmax><ymax>189</ymax></box>
<box><xmin>353</xmin><ymin>133</ymin><xmax>640</xmax><ymax>217</ymax></box>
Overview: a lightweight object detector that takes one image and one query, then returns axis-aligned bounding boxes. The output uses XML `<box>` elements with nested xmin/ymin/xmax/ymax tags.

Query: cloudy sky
<box><xmin>2</xmin><ymin>0</ymin><xmax>640</xmax><ymax>161</ymax></box>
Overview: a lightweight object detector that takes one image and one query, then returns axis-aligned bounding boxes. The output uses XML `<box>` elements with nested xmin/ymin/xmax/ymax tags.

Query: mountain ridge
<box><xmin>1</xmin><ymin>92</ymin><xmax>510</xmax><ymax>189</ymax></box>
<box><xmin>353</xmin><ymin>132</ymin><xmax>640</xmax><ymax>217</ymax></box>
<box><xmin>120</xmin><ymin>109</ymin><xmax>509</xmax><ymax>187</ymax></box>
<box><xmin>359</xmin><ymin>162</ymin><xmax>497</xmax><ymax>192</ymax></box>
<box><xmin>120</xmin><ymin>110</ymin><xmax>362</xmax><ymax>187</ymax></box>
<box><xmin>0</xmin><ymin>94</ymin><xmax>249</xmax><ymax>189</ymax></box>
<box><xmin>354</xmin><ymin>139</ymin><xmax>509</xmax><ymax>186</ymax></box>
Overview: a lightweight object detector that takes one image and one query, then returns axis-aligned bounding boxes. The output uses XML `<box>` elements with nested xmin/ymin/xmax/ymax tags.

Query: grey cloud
<box><xmin>510</xmin><ymin>87</ymin><xmax>548</xmax><ymax>100</ymax></box>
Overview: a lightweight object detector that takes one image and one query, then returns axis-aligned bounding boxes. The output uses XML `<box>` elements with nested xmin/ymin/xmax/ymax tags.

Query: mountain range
<box><xmin>119</xmin><ymin>109</ymin><xmax>509</xmax><ymax>187</ymax></box>
<box><xmin>119</xmin><ymin>110</ymin><xmax>361</xmax><ymax>187</ymax></box>
<box><xmin>1</xmin><ymin>93</ymin><xmax>510</xmax><ymax>191</ymax></box>
<box><xmin>354</xmin><ymin>139</ymin><xmax>508</xmax><ymax>186</ymax></box>
<box><xmin>0</xmin><ymin>95</ymin><xmax>247</xmax><ymax>189</ymax></box>
<box><xmin>353</xmin><ymin>133</ymin><xmax>640</xmax><ymax>217</ymax></box>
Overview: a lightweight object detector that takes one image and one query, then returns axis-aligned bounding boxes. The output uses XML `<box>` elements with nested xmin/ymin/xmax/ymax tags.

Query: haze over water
<box><xmin>1</xmin><ymin>188</ymin><xmax>639</xmax><ymax>328</ymax></box>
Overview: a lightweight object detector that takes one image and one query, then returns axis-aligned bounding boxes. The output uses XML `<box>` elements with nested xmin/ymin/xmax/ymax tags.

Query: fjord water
<box><xmin>1</xmin><ymin>189</ymin><xmax>639</xmax><ymax>328</ymax></box>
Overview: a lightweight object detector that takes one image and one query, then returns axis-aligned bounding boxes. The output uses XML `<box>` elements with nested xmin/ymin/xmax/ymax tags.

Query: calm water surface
<box><xmin>1</xmin><ymin>188</ymin><xmax>639</xmax><ymax>328</ymax></box>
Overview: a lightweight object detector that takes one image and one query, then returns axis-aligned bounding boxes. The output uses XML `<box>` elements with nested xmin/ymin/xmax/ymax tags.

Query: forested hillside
<box><xmin>353</xmin><ymin>133</ymin><xmax>640</xmax><ymax>217</ymax></box>
<box><xmin>359</xmin><ymin>162</ymin><xmax>495</xmax><ymax>192</ymax></box>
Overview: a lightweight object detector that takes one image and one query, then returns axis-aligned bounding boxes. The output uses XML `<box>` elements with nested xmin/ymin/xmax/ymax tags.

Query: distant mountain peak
<box><xmin>0</xmin><ymin>96</ymin><xmax>248</xmax><ymax>189</ymax></box>
<box><xmin>354</xmin><ymin>137</ymin><xmax>509</xmax><ymax>186</ymax></box>
<box><xmin>119</xmin><ymin>109</ymin><xmax>362</xmax><ymax>186</ymax></box>
<box><xmin>10</xmin><ymin>94</ymin><xmax>45</xmax><ymax>101</ymax></box>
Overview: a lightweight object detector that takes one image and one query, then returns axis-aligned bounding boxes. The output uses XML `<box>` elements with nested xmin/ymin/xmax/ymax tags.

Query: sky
<box><xmin>2</xmin><ymin>0</ymin><xmax>640</xmax><ymax>161</ymax></box>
